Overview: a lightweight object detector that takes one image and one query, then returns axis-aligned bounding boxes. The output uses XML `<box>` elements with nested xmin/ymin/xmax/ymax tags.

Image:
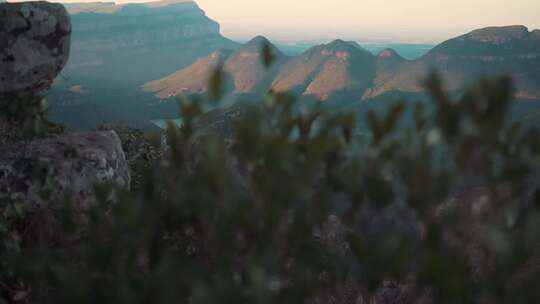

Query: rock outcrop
<box><xmin>0</xmin><ymin>1</ymin><xmax>130</xmax><ymax>208</ymax></box>
<box><xmin>0</xmin><ymin>2</ymin><xmax>71</xmax><ymax>97</ymax></box>
<box><xmin>0</xmin><ymin>131</ymin><xmax>130</xmax><ymax>210</ymax></box>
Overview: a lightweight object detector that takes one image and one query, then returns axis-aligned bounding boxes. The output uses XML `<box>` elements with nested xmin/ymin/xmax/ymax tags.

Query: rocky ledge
<box><xmin>0</xmin><ymin>2</ymin><xmax>131</xmax><ymax>210</ymax></box>
<box><xmin>0</xmin><ymin>131</ymin><xmax>130</xmax><ymax>210</ymax></box>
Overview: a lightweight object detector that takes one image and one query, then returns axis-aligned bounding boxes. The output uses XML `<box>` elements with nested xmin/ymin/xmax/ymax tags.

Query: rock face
<box><xmin>63</xmin><ymin>0</ymin><xmax>237</xmax><ymax>73</ymax></box>
<box><xmin>0</xmin><ymin>131</ymin><xmax>130</xmax><ymax>210</ymax></box>
<box><xmin>0</xmin><ymin>2</ymin><xmax>131</xmax><ymax>208</ymax></box>
<box><xmin>65</xmin><ymin>0</ymin><xmax>222</xmax><ymax>52</ymax></box>
<box><xmin>0</xmin><ymin>2</ymin><xmax>71</xmax><ymax>97</ymax></box>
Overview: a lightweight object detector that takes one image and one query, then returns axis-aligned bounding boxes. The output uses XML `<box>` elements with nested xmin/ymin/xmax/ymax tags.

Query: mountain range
<box><xmin>43</xmin><ymin>0</ymin><xmax>540</xmax><ymax>130</ymax></box>
<box><xmin>144</xmin><ymin>25</ymin><xmax>540</xmax><ymax>103</ymax></box>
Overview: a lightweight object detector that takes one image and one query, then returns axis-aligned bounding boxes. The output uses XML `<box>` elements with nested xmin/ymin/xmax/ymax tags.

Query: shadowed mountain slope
<box><xmin>365</xmin><ymin>25</ymin><xmax>540</xmax><ymax>99</ymax></box>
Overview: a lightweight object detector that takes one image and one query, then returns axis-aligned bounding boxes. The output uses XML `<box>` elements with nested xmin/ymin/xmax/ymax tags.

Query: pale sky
<box><xmin>197</xmin><ymin>0</ymin><xmax>540</xmax><ymax>43</ymax></box>
<box><xmin>15</xmin><ymin>0</ymin><xmax>540</xmax><ymax>43</ymax></box>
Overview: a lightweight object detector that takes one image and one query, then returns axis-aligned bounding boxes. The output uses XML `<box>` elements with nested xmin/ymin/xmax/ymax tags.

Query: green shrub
<box><xmin>1</xmin><ymin>69</ymin><xmax>539</xmax><ymax>303</ymax></box>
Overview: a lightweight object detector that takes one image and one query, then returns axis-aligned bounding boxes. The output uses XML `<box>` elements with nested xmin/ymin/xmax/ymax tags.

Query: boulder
<box><xmin>0</xmin><ymin>1</ymin><xmax>71</xmax><ymax>97</ymax></box>
<box><xmin>0</xmin><ymin>131</ymin><xmax>130</xmax><ymax>210</ymax></box>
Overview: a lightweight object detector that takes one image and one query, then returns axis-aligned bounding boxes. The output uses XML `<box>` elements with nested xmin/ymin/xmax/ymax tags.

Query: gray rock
<box><xmin>0</xmin><ymin>131</ymin><xmax>130</xmax><ymax>210</ymax></box>
<box><xmin>0</xmin><ymin>1</ymin><xmax>71</xmax><ymax>97</ymax></box>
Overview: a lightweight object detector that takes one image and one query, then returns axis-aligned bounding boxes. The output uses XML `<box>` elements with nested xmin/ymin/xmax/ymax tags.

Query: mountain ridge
<box><xmin>143</xmin><ymin>36</ymin><xmax>288</xmax><ymax>97</ymax></box>
<box><xmin>366</xmin><ymin>25</ymin><xmax>540</xmax><ymax>99</ymax></box>
<box><xmin>144</xmin><ymin>25</ymin><xmax>540</xmax><ymax>102</ymax></box>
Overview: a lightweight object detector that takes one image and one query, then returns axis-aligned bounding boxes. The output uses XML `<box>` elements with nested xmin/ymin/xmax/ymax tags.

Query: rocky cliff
<box><xmin>48</xmin><ymin>0</ymin><xmax>239</xmax><ymax>129</ymax></box>
<box><xmin>63</xmin><ymin>0</ymin><xmax>237</xmax><ymax>74</ymax></box>
<box><xmin>0</xmin><ymin>1</ymin><xmax>130</xmax><ymax>212</ymax></box>
<box><xmin>65</xmin><ymin>0</ymin><xmax>223</xmax><ymax>52</ymax></box>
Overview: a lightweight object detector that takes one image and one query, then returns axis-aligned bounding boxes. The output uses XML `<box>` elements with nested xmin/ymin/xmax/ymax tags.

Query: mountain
<box><xmin>365</xmin><ymin>25</ymin><xmax>540</xmax><ymax>99</ymax></box>
<box><xmin>271</xmin><ymin>40</ymin><xmax>375</xmax><ymax>101</ymax></box>
<box><xmin>223</xmin><ymin>36</ymin><xmax>288</xmax><ymax>93</ymax></box>
<box><xmin>48</xmin><ymin>1</ymin><xmax>540</xmax><ymax>131</ymax></box>
<box><xmin>375</xmin><ymin>49</ymin><xmax>406</xmax><ymax>78</ymax></box>
<box><xmin>142</xmin><ymin>49</ymin><xmax>232</xmax><ymax>98</ymax></box>
<box><xmin>143</xmin><ymin>36</ymin><xmax>288</xmax><ymax>98</ymax></box>
<box><xmin>144</xmin><ymin>26</ymin><xmax>540</xmax><ymax>105</ymax></box>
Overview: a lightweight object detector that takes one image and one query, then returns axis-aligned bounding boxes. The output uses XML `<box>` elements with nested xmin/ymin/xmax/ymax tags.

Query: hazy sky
<box><xmin>196</xmin><ymin>0</ymin><xmax>540</xmax><ymax>43</ymax></box>
<box><xmin>17</xmin><ymin>0</ymin><xmax>540</xmax><ymax>43</ymax></box>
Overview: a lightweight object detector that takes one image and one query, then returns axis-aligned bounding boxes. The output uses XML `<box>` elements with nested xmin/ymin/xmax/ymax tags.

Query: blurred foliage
<box><xmin>0</xmin><ymin>95</ymin><xmax>65</xmax><ymax>142</ymax></box>
<box><xmin>1</xmin><ymin>49</ymin><xmax>540</xmax><ymax>303</ymax></box>
<box><xmin>97</xmin><ymin>124</ymin><xmax>164</xmax><ymax>191</ymax></box>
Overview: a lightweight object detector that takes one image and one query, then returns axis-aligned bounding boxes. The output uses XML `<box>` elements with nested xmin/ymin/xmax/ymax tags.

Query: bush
<box><xmin>1</xmin><ymin>71</ymin><xmax>540</xmax><ymax>304</ymax></box>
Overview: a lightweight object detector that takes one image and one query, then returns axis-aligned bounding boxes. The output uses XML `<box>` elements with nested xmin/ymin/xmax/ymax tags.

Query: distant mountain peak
<box><xmin>223</xmin><ymin>38</ymin><xmax>287</xmax><ymax>92</ymax></box>
<box><xmin>312</xmin><ymin>39</ymin><xmax>372</xmax><ymax>61</ymax></box>
<box><xmin>325</xmin><ymin>39</ymin><xmax>357</xmax><ymax>50</ymax></box>
<box><xmin>144</xmin><ymin>37</ymin><xmax>289</xmax><ymax>97</ymax></box>
<box><xmin>240</xmin><ymin>36</ymin><xmax>282</xmax><ymax>55</ymax></box>
<box><xmin>246</xmin><ymin>35</ymin><xmax>271</xmax><ymax>45</ymax></box>
<box><xmin>378</xmin><ymin>48</ymin><xmax>403</xmax><ymax>59</ymax></box>
<box><xmin>466</xmin><ymin>25</ymin><xmax>530</xmax><ymax>44</ymax></box>
<box><xmin>329</xmin><ymin>39</ymin><xmax>371</xmax><ymax>53</ymax></box>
